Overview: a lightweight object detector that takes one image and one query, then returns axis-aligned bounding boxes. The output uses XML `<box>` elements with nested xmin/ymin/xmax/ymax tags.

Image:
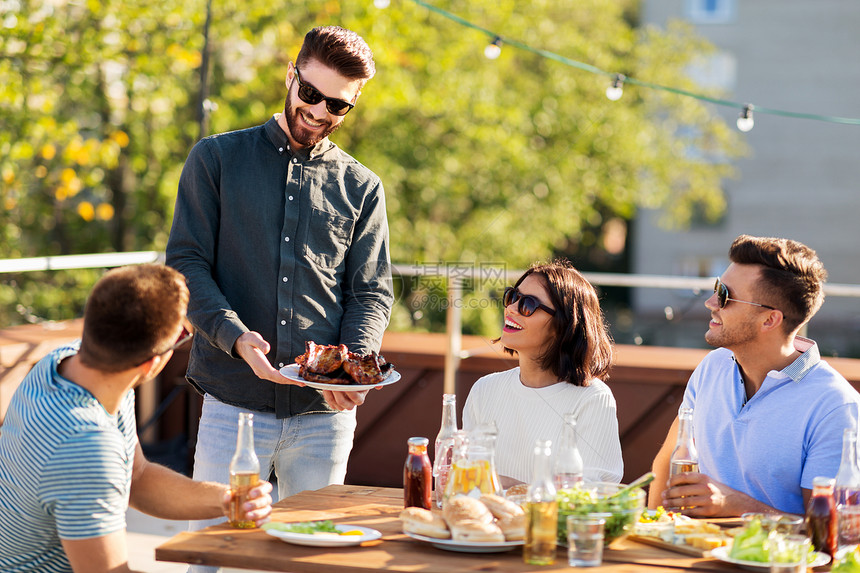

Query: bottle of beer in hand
<box><xmin>229</xmin><ymin>412</ymin><xmax>260</xmax><ymax>528</ymax></box>
<box><xmin>670</xmin><ymin>407</ymin><xmax>699</xmax><ymax>476</ymax></box>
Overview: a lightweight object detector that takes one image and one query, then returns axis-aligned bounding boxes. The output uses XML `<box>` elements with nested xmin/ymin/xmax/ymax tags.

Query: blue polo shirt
<box><xmin>681</xmin><ymin>337</ymin><xmax>860</xmax><ymax>515</ymax></box>
<box><xmin>0</xmin><ymin>344</ymin><xmax>138</xmax><ymax>572</ymax></box>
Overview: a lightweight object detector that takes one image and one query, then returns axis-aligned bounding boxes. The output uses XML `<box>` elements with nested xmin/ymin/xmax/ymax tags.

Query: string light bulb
<box><xmin>737</xmin><ymin>104</ymin><xmax>755</xmax><ymax>132</ymax></box>
<box><xmin>605</xmin><ymin>74</ymin><xmax>625</xmax><ymax>101</ymax></box>
<box><xmin>484</xmin><ymin>36</ymin><xmax>502</xmax><ymax>60</ymax></box>
<box><xmin>373</xmin><ymin>0</ymin><xmax>390</xmax><ymax>8</ymax></box>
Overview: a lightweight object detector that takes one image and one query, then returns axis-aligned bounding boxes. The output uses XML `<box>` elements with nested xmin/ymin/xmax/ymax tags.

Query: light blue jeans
<box><xmin>188</xmin><ymin>394</ymin><xmax>357</xmax><ymax>573</ymax></box>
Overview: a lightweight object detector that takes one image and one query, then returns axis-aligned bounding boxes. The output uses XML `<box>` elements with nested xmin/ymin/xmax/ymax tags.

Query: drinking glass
<box><xmin>567</xmin><ymin>514</ymin><xmax>606</xmax><ymax>567</ymax></box>
<box><xmin>769</xmin><ymin>534</ymin><xmax>810</xmax><ymax>573</ymax></box>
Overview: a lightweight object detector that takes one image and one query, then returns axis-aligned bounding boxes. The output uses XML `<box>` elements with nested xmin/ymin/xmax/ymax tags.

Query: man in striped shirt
<box><xmin>0</xmin><ymin>264</ymin><xmax>273</xmax><ymax>573</ymax></box>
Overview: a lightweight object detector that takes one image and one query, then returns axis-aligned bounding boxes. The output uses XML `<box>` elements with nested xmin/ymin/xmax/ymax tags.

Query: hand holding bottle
<box><xmin>222</xmin><ymin>479</ymin><xmax>274</xmax><ymax>528</ymax></box>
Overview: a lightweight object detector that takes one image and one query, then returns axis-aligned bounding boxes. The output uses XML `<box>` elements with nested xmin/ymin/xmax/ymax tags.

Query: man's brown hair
<box><xmin>78</xmin><ymin>264</ymin><xmax>188</xmax><ymax>372</ymax></box>
<box><xmin>297</xmin><ymin>26</ymin><xmax>375</xmax><ymax>83</ymax></box>
<box><xmin>728</xmin><ymin>234</ymin><xmax>827</xmax><ymax>332</ymax></box>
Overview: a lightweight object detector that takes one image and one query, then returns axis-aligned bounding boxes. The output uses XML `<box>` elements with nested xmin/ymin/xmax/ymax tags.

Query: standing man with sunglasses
<box><xmin>649</xmin><ymin>235</ymin><xmax>860</xmax><ymax>517</ymax></box>
<box><xmin>166</xmin><ymin>25</ymin><xmax>392</xmax><ymax>548</ymax></box>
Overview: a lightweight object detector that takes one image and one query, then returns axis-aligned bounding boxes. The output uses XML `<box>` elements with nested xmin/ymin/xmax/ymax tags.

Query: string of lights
<box><xmin>390</xmin><ymin>0</ymin><xmax>860</xmax><ymax>130</ymax></box>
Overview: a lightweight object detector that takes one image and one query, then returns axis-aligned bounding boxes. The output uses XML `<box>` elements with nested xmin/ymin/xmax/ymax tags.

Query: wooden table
<box><xmin>155</xmin><ymin>484</ymin><xmax>744</xmax><ymax>572</ymax></box>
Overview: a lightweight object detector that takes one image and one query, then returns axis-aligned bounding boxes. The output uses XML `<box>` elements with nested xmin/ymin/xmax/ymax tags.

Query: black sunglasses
<box><xmin>162</xmin><ymin>324</ymin><xmax>194</xmax><ymax>354</ymax></box>
<box><xmin>293</xmin><ymin>67</ymin><xmax>355</xmax><ymax>116</ymax></box>
<box><xmin>503</xmin><ymin>287</ymin><xmax>556</xmax><ymax>317</ymax></box>
<box><xmin>713</xmin><ymin>278</ymin><xmax>778</xmax><ymax>311</ymax></box>
<box><xmin>136</xmin><ymin>325</ymin><xmax>193</xmax><ymax>366</ymax></box>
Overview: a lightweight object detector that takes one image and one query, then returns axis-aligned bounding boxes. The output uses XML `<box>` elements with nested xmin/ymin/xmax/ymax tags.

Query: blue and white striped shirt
<box><xmin>0</xmin><ymin>343</ymin><xmax>137</xmax><ymax>572</ymax></box>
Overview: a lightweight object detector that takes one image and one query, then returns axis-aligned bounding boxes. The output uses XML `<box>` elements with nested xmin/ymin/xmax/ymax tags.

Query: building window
<box><xmin>685</xmin><ymin>0</ymin><xmax>736</xmax><ymax>24</ymax></box>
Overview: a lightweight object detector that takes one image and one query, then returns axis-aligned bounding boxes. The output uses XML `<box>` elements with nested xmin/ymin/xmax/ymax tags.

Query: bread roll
<box><xmin>450</xmin><ymin>519</ymin><xmax>505</xmax><ymax>543</ymax></box>
<box><xmin>442</xmin><ymin>495</ymin><xmax>493</xmax><ymax>527</ymax></box>
<box><xmin>399</xmin><ymin>507</ymin><xmax>450</xmax><ymax>539</ymax></box>
<box><xmin>497</xmin><ymin>512</ymin><xmax>526</xmax><ymax>541</ymax></box>
<box><xmin>505</xmin><ymin>483</ymin><xmax>529</xmax><ymax>497</ymax></box>
<box><xmin>480</xmin><ymin>493</ymin><xmax>525</xmax><ymax>520</ymax></box>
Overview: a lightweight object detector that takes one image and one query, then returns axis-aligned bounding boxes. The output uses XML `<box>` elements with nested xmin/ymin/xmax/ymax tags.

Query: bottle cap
<box><xmin>408</xmin><ymin>437</ymin><xmax>429</xmax><ymax>447</ymax></box>
<box><xmin>812</xmin><ymin>476</ymin><xmax>835</xmax><ymax>488</ymax></box>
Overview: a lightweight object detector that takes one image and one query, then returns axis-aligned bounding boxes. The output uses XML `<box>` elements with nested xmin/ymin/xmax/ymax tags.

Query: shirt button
<box><xmin>288</xmin><ymin>196</ymin><xmax>294</xmax><ymax>201</ymax></box>
<box><xmin>281</xmin><ymin>320</ymin><xmax>286</xmax><ymax>325</ymax></box>
<box><xmin>279</xmin><ymin>362</ymin><xmax>284</xmax><ymax>368</ymax></box>
<box><xmin>292</xmin><ymin>158</ymin><xmax>298</xmax><ymax>164</ymax></box>
<box><xmin>282</xmin><ymin>277</ymin><xmax>288</xmax><ymax>282</ymax></box>
<box><xmin>278</xmin><ymin>147</ymin><xmax>283</xmax><ymax>153</ymax></box>
<box><xmin>284</xmin><ymin>236</ymin><xmax>290</xmax><ymax>242</ymax></box>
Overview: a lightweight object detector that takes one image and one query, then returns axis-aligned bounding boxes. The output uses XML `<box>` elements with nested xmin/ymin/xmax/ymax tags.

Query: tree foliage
<box><xmin>0</xmin><ymin>0</ymin><xmax>745</xmax><ymax>329</ymax></box>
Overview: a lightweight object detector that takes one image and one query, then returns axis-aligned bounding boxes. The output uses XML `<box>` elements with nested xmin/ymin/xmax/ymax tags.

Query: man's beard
<box><xmin>284</xmin><ymin>94</ymin><xmax>342</xmax><ymax>147</ymax></box>
<box><xmin>704</xmin><ymin>316</ymin><xmax>759</xmax><ymax>349</ymax></box>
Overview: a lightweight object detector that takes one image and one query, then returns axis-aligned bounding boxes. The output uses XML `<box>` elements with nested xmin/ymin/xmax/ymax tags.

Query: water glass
<box><xmin>567</xmin><ymin>514</ymin><xmax>606</xmax><ymax>567</ymax></box>
<box><xmin>769</xmin><ymin>534</ymin><xmax>810</xmax><ymax>573</ymax></box>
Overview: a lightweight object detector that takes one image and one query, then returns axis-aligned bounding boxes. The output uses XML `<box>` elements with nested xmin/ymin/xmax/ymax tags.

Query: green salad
<box><xmin>833</xmin><ymin>548</ymin><xmax>860</xmax><ymax>573</ymax></box>
<box><xmin>262</xmin><ymin>520</ymin><xmax>340</xmax><ymax>534</ymax></box>
<box><xmin>728</xmin><ymin>517</ymin><xmax>771</xmax><ymax>562</ymax></box>
<box><xmin>556</xmin><ymin>483</ymin><xmax>645</xmax><ymax>546</ymax></box>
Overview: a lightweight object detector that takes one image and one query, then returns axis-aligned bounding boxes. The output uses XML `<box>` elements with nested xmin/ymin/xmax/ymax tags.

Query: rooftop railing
<box><xmin>4</xmin><ymin>252</ymin><xmax>860</xmax><ymax>394</ymax></box>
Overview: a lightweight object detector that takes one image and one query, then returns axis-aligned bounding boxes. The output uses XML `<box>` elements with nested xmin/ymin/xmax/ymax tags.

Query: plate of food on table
<box><xmin>279</xmin><ymin>341</ymin><xmax>400</xmax><ymax>391</ymax></box>
<box><xmin>262</xmin><ymin>520</ymin><xmax>382</xmax><ymax>547</ymax></box>
<box><xmin>400</xmin><ymin>494</ymin><xmax>525</xmax><ymax>553</ymax></box>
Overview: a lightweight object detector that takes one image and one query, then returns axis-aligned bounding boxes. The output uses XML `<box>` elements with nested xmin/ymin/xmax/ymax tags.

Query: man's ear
<box><xmin>761</xmin><ymin>309</ymin><xmax>784</xmax><ymax>332</ymax></box>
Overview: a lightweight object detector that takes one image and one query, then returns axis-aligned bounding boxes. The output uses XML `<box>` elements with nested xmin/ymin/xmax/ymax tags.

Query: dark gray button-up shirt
<box><xmin>166</xmin><ymin>115</ymin><xmax>393</xmax><ymax>417</ymax></box>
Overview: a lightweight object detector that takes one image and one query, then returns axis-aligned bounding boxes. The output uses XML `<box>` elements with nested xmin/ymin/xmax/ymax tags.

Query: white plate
<box><xmin>404</xmin><ymin>531</ymin><xmax>523</xmax><ymax>553</ymax></box>
<box><xmin>279</xmin><ymin>363</ymin><xmax>401</xmax><ymax>391</ymax></box>
<box><xmin>265</xmin><ymin>524</ymin><xmax>382</xmax><ymax>547</ymax></box>
<box><xmin>710</xmin><ymin>546</ymin><xmax>830</xmax><ymax>571</ymax></box>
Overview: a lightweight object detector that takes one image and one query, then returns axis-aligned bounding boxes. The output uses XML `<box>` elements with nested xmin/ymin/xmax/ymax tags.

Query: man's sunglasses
<box><xmin>503</xmin><ymin>287</ymin><xmax>556</xmax><ymax>317</ymax></box>
<box><xmin>160</xmin><ymin>325</ymin><xmax>194</xmax><ymax>356</ymax></box>
<box><xmin>293</xmin><ymin>67</ymin><xmax>355</xmax><ymax>116</ymax></box>
<box><xmin>137</xmin><ymin>325</ymin><xmax>193</xmax><ymax>366</ymax></box>
<box><xmin>713</xmin><ymin>278</ymin><xmax>778</xmax><ymax>311</ymax></box>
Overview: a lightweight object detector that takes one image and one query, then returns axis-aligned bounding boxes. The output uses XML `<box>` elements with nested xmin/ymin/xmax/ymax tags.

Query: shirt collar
<box><xmin>265</xmin><ymin>114</ymin><xmax>334</xmax><ymax>160</ymax></box>
<box><xmin>781</xmin><ymin>335</ymin><xmax>820</xmax><ymax>382</ymax></box>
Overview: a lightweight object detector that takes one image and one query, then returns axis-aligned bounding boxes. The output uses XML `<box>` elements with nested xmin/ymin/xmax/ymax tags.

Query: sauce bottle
<box><xmin>433</xmin><ymin>394</ymin><xmax>457</xmax><ymax>508</ymax></box>
<box><xmin>404</xmin><ymin>437</ymin><xmax>432</xmax><ymax>509</ymax></box>
<box><xmin>229</xmin><ymin>412</ymin><xmax>260</xmax><ymax>528</ymax></box>
<box><xmin>524</xmin><ymin>439</ymin><xmax>557</xmax><ymax>565</ymax></box>
<box><xmin>806</xmin><ymin>476</ymin><xmax>837</xmax><ymax>557</ymax></box>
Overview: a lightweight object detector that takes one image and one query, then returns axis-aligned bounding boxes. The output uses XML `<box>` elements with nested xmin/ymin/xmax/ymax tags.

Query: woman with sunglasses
<box><xmin>463</xmin><ymin>259</ymin><xmax>623</xmax><ymax>488</ymax></box>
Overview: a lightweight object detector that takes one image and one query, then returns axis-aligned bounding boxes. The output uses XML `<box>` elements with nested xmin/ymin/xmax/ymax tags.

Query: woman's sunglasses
<box><xmin>503</xmin><ymin>287</ymin><xmax>556</xmax><ymax>317</ymax></box>
<box><xmin>293</xmin><ymin>67</ymin><xmax>355</xmax><ymax>116</ymax></box>
<box><xmin>713</xmin><ymin>278</ymin><xmax>778</xmax><ymax>311</ymax></box>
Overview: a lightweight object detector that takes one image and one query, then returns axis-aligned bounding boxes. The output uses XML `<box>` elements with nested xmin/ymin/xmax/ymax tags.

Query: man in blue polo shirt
<box><xmin>649</xmin><ymin>235</ymin><xmax>860</xmax><ymax>517</ymax></box>
<box><xmin>0</xmin><ymin>264</ymin><xmax>272</xmax><ymax>572</ymax></box>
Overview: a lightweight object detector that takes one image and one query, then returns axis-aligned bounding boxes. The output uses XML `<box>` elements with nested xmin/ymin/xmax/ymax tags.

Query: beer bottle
<box><xmin>553</xmin><ymin>413</ymin><xmax>584</xmax><ymax>490</ymax></box>
<box><xmin>669</xmin><ymin>407</ymin><xmax>699</xmax><ymax>476</ymax></box>
<box><xmin>432</xmin><ymin>394</ymin><xmax>458</xmax><ymax>508</ymax></box>
<box><xmin>404</xmin><ymin>437</ymin><xmax>432</xmax><ymax>509</ymax></box>
<box><xmin>524</xmin><ymin>439</ymin><xmax>558</xmax><ymax>565</ymax></box>
<box><xmin>229</xmin><ymin>412</ymin><xmax>260</xmax><ymax>528</ymax></box>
